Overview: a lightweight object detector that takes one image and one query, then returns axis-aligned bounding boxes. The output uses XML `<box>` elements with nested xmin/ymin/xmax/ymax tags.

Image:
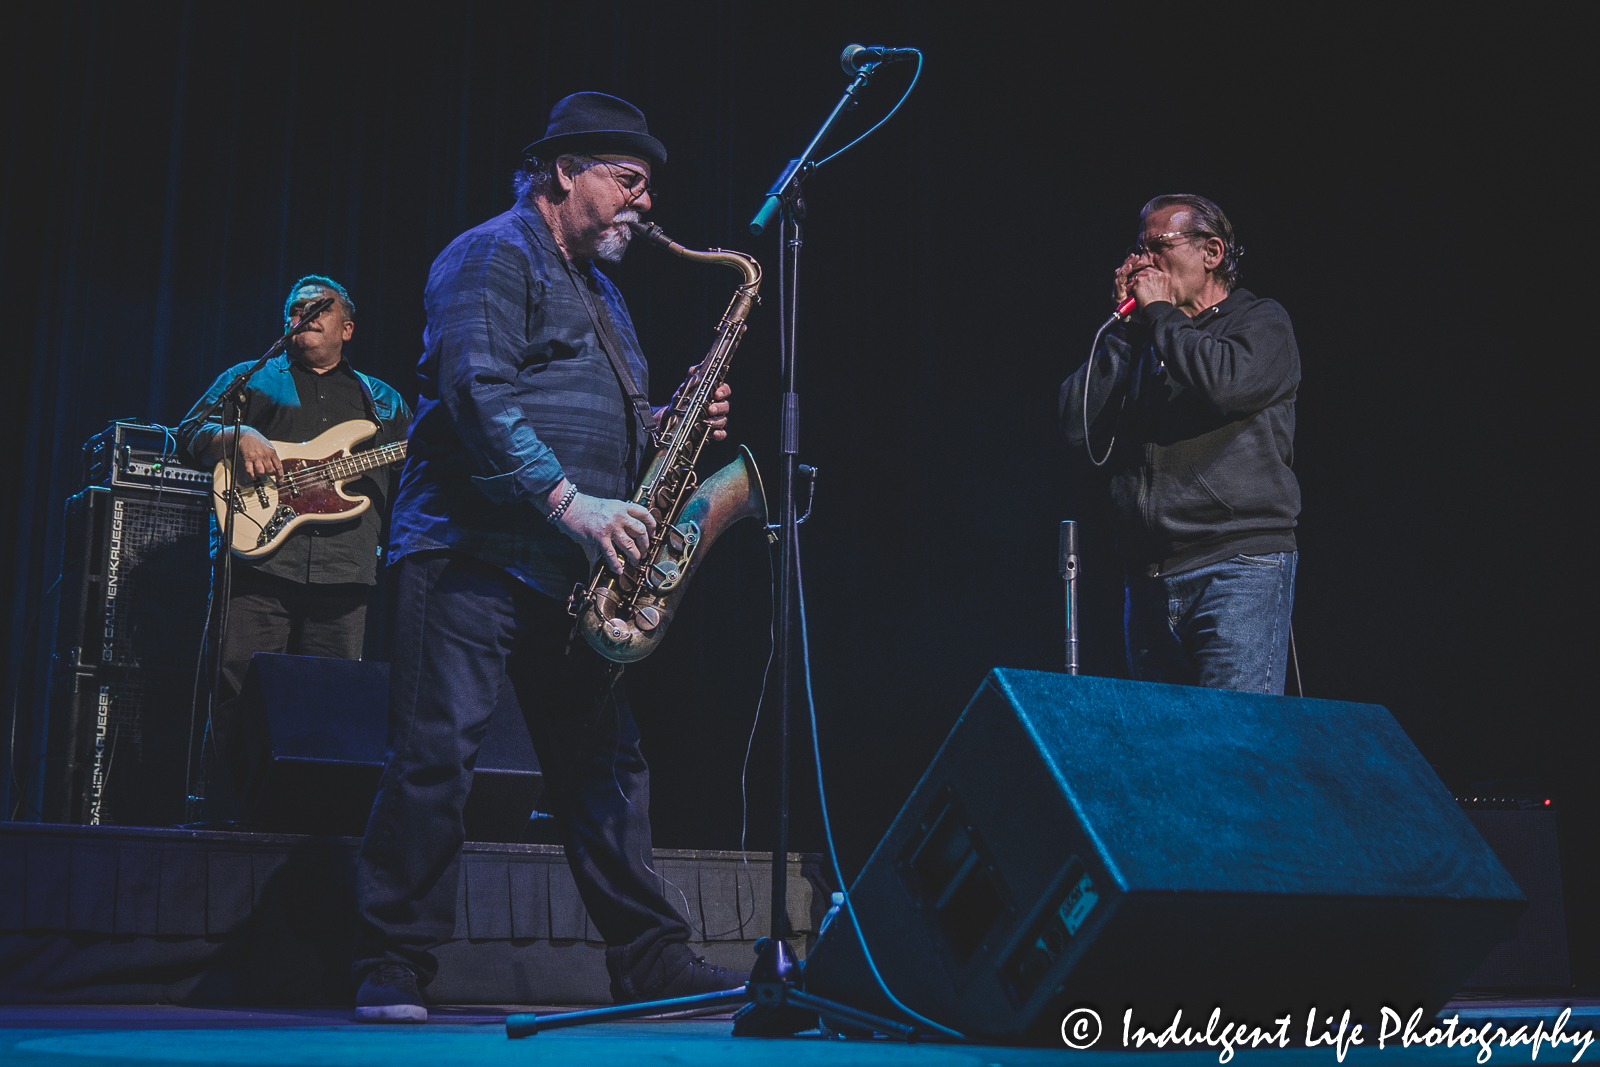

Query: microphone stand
<box><xmin>506</xmin><ymin>56</ymin><xmax>925</xmax><ymax>1043</ymax></box>
<box><xmin>746</xmin><ymin>59</ymin><xmax>877</xmax><ymax>237</ymax></box>
<box><xmin>177</xmin><ymin>298</ymin><xmax>333</xmax><ymax>822</ymax></box>
<box><xmin>1059</xmin><ymin>521</ymin><xmax>1080</xmax><ymax>675</ymax></box>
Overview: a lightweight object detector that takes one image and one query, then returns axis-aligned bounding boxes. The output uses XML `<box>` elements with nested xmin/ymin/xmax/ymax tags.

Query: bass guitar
<box><xmin>213</xmin><ymin>419</ymin><xmax>406</xmax><ymax>558</ymax></box>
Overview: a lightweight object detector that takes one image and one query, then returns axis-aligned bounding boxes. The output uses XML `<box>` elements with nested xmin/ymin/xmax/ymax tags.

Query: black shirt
<box><xmin>178</xmin><ymin>354</ymin><xmax>412</xmax><ymax>586</ymax></box>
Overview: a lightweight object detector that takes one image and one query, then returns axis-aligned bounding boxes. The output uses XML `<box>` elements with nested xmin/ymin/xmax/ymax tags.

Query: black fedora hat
<box><xmin>522</xmin><ymin>92</ymin><xmax>666</xmax><ymax>169</ymax></box>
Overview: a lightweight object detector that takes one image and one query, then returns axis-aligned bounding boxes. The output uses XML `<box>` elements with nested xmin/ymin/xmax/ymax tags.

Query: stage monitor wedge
<box><xmin>802</xmin><ymin>669</ymin><xmax>1525</xmax><ymax>1044</ymax></box>
<box><xmin>238</xmin><ymin>653</ymin><xmax>542</xmax><ymax>841</ymax></box>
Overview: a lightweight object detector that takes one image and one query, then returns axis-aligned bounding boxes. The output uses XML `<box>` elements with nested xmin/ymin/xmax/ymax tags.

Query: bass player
<box><xmin>177</xmin><ymin>275</ymin><xmax>411</xmax><ymax>794</ymax></box>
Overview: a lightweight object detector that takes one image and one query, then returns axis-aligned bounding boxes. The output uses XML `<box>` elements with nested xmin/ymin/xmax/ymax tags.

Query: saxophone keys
<box><xmin>665</xmin><ymin>521</ymin><xmax>700</xmax><ymax>554</ymax></box>
<box><xmin>603</xmin><ymin>617</ymin><xmax>639</xmax><ymax>643</ymax></box>
<box><xmin>648</xmin><ymin>559</ymin><xmax>680</xmax><ymax>590</ymax></box>
<box><xmin>634</xmin><ymin>605</ymin><xmax>662</xmax><ymax>631</ymax></box>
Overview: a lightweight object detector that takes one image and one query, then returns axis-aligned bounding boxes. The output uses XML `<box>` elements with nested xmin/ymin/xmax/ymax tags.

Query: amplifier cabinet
<box><xmin>54</xmin><ymin>485</ymin><xmax>212</xmax><ymax>672</ymax></box>
<box><xmin>1460</xmin><ymin>808</ymin><xmax>1571</xmax><ymax>988</ymax></box>
<box><xmin>42</xmin><ymin>666</ymin><xmax>201</xmax><ymax>826</ymax></box>
<box><xmin>41</xmin><ymin>485</ymin><xmax>212</xmax><ymax>826</ymax></box>
<box><xmin>239</xmin><ymin>654</ymin><xmax>544</xmax><ymax>841</ymax></box>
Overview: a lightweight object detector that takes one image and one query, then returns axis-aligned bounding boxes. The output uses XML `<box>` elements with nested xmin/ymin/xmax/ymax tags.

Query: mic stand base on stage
<box><xmin>506</xmin><ymin>938</ymin><xmax>918</xmax><ymax>1041</ymax></box>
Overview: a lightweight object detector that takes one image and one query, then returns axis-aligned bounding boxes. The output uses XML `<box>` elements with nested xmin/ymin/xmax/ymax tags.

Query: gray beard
<box><xmin>594</xmin><ymin>210</ymin><xmax>640</xmax><ymax>264</ymax></box>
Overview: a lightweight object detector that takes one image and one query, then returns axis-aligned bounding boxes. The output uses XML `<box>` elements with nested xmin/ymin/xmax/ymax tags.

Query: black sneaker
<box><xmin>614</xmin><ymin>947</ymin><xmax>748</xmax><ymax>1004</ymax></box>
<box><xmin>355</xmin><ymin>964</ymin><xmax>427</xmax><ymax>1023</ymax></box>
<box><xmin>651</xmin><ymin>953</ymin><xmax>749</xmax><ymax>1000</ymax></box>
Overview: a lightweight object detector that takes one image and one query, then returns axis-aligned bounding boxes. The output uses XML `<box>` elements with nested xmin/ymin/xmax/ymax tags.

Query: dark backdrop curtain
<box><xmin>3</xmin><ymin>2</ymin><xmax>1591</xmax><ymax>979</ymax></box>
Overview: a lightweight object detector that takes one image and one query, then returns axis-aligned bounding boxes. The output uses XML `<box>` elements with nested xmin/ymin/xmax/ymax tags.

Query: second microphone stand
<box><xmin>177</xmin><ymin>298</ymin><xmax>333</xmax><ymax>823</ymax></box>
<box><xmin>1060</xmin><ymin>520</ymin><xmax>1080</xmax><ymax>675</ymax></box>
<box><xmin>505</xmin><ymin>55</ymin><xmax>923</xmax><ymax>1044</ymax></box>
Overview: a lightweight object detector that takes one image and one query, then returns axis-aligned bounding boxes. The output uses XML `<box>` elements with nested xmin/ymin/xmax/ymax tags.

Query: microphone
<box><xmin>840</xmin><ymin>44</ymin><xmax>919</xmax><ymax>73</ymax></box>
<box><xmin>1116</xmin><ymin>295</ymin><xmax>1137</xmax><ymax>318</ymax></box>
<box><xmin>290</xmin><ymin>296</ymin><xmax>336</xmax><ymax>332</ymax></box>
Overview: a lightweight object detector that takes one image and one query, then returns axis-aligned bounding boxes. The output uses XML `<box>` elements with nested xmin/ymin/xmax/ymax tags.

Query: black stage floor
<box><xmin>0</xmin><ymin>997</ymin><xmax>1596</xmax><ymax>1066</ymax></box>
<box><xmin>3</xmin><ymin>822</ymin><xmax>1592</xmax><ymax>1064</ymax></box>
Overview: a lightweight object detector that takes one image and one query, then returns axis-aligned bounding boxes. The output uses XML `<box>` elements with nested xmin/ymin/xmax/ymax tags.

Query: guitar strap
<box><xmin>511</xmin><ymin>207</ymin><xmax>657</xmax><ymax>443</ymax></box>
<box><xmin>351</xmin><ymin>369</ymin><xmax>386</xmax><ymax>447</ymax></box>
<box><xmin>568</xmin><ymin>263</ymin><xmax>659</xmax><ymax>443</ymax></box>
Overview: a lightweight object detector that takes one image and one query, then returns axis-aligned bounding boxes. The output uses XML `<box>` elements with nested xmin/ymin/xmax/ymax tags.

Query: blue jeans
<box><xmin>1124</xmin><ymin>551</ymin><xmax>1297</xmax><ymax>694</ymax></box>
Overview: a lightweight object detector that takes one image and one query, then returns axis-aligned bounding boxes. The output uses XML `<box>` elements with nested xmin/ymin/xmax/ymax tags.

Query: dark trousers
<box><xmin>352</xmin><ymin>551</ymin><xmax>689</xmax><ymax>997</ymax></box>
<box><xmin>213</xmin><ymin>566</ymin><xmax>368</xmax><ymax>788</ymax></box>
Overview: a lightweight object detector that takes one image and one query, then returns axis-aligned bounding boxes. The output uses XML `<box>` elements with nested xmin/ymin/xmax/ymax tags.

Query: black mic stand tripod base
<box><xmin>505</xmin><ymin>938</ymin><xmax>917</xmax><ymax>1040</ymax></box>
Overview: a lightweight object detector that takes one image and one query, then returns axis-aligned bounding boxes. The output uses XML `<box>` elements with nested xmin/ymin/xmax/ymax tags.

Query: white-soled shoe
<box><xmin>355</xmin><ymin>963</ymin><xmax>427</xmax><ymax>1023</ymax></box>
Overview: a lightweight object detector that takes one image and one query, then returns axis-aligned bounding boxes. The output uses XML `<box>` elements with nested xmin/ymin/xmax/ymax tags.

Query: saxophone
<box><xmin>568</xmin><ymin>220</ymin><xmax>767</xmax><ymax>663</ymax></box>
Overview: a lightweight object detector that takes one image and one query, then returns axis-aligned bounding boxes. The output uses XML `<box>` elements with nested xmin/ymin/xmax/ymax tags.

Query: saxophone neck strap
<box><xmin>568</xmin><ymin>262</ymin><xmax>659</xmax><ymax>439</ymax></box>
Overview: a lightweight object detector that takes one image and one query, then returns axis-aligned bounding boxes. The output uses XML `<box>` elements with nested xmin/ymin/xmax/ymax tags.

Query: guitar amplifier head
<box><xmin>83</xmin><ymin>421</ymin><xmax>211</xmax><ymax>497</ymax></box>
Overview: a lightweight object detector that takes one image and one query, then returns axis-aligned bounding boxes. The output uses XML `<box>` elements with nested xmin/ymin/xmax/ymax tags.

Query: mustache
<box><xmin>614</xmin><ymin>209</ymin><xmax>641</xmax><ymax>228</ymax></box>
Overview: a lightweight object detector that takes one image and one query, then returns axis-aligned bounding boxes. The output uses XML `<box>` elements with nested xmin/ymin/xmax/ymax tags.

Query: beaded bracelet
<box><xmin>547</xmin><ymin>482</ymin><xmax>578</xmax><ymax>525</ymax></box>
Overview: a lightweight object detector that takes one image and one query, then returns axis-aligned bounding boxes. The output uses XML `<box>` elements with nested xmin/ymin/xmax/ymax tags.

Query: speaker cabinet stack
<box><xmin>803</xmin><ymin>669</ymin><xmax>1527</xmax><ymax>1044</ymax></box>
<box><xmin>42</xmin><ymin>483</ymin><xmax>213</xmax><ymax>826</ymax></box>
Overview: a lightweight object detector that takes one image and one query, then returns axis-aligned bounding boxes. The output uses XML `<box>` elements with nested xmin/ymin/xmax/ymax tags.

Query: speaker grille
<box><xmin>42</xmin><ymin>487</ymin><xmax>211</xmax><ymax>826</ymax></box>
<box><xmin>59</xmin><ymin>487</ymin><xmax>211</xmax><ymax>672</ymax></box>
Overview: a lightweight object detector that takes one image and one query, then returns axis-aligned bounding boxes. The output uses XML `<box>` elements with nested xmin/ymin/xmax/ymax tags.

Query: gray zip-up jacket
<box><xmin>1061</xmin><ymin>288</ymin><xmax>1301</xmax><ymax>577</ymax></box>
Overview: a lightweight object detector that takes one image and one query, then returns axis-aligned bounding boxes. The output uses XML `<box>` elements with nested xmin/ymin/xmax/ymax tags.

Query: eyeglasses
<box><xmin>1127</xmin><ymin>230</ymin><xmax>1210</xmax><ymax>258</ymax></box>
<box><xmin>587</xmin><ymin>158</ymin><xmax>656</xmax><ymax>204</ymax></box>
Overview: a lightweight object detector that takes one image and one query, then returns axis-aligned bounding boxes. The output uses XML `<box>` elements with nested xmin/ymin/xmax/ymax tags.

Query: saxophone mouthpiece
<box><xmin>627</xmin><ymin>219</ymin><xmax>676</xmax><ymax>249</ymax></box>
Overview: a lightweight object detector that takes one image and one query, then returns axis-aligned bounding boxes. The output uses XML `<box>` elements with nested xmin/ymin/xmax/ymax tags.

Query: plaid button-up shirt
<box><xmin>389</xmin><ymin>203</ymin><xmax>651</xmax><ymax>599</ymax></box>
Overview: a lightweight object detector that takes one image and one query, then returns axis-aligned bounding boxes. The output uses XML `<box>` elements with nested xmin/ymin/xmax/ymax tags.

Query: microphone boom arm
<box><xmin>176</xmin><ymin>296</ymin><xmax>336</xmax><ymax>440</ymax></box>
<box><xmin>748</xmin><ymin>65</ymin><xmax>876</xmax><ymax>235</ymax></box>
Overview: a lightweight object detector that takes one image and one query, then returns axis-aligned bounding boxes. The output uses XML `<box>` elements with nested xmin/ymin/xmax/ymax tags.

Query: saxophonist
<box><xmin>352</xmin><ymin>92</ymin><xmax>740</xmax><ymax>1022</ymax></box>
